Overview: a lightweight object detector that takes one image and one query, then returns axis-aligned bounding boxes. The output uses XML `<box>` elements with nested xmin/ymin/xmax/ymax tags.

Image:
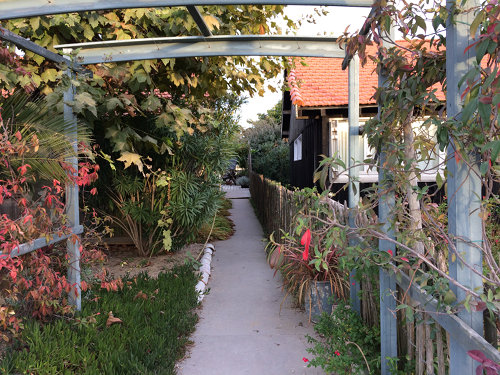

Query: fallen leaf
<box><xmin>106</xmin><ymin>311</ymin><xmax>123</xmax><ymax>327</ymax></box>
<box><xmin>134</xmin><ymin>291</ymin><xmax>148</xmax><ymax>300</ymax></box>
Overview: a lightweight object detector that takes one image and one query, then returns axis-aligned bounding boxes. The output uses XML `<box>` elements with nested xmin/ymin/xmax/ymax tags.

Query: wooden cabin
<box><xmin>281</xmin><ymin>46</ymin><xmax>446</xmax><ymax>192</ymax></box>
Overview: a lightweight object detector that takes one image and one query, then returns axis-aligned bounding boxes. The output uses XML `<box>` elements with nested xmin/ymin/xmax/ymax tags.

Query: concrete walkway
<box><xmin>177</xmin><ymin>188</ymin><xmax>324</xmax><ymax>375</ymax></box>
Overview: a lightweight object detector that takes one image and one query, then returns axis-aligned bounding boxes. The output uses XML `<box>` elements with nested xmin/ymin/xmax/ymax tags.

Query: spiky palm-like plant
<box><xmin>0</xmin><ymin>91</ymin><xmax>90</xmax><ymax>182</ymax></box>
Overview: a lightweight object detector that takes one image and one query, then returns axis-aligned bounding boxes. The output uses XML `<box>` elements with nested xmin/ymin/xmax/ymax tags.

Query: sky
<box><xmin>237</xmin><ymin>5</ymin><xmax>371</xmax><ymax>128</ymax></box>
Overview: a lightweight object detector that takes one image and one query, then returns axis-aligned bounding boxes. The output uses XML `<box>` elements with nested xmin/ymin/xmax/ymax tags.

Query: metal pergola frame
<box><xmin>56</xmin><ymin>35</ymin><xmax>344</xmax><ymax>64</ymax></box>
<box><xmin>0</xmin><ymin>1</ymin><xmax>492</xmax><ymax>373</ymax></box>
<box><xmin>0</xmin><ymin>0</ymin><xmax>372</xmax><ymax>21</ymax></box>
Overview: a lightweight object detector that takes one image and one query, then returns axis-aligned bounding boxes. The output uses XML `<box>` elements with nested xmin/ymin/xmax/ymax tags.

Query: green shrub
<box><xmin>236</xmin><ymin>176</ymin><xmax>250</xmax><ymax>188</ymax></box>
<box><xmin>306</xmin><ymin>302</ymin><xmax>381</xmax><ymax>375</ymax></box>
<box><xmin>1</xmin><ymin>265</ymin><xmax>199</xmax><ymax>375</ymax></box>
<box><xmin>107</xmin><ymin>171</ymin><xmax>171</xmax><ymax>256</ymax></box>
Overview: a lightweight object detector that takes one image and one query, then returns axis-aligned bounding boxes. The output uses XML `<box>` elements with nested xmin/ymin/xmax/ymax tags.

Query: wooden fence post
<box><xmin>446</xmin><ymin>1</ymin><xmax>483</xmax><ymax>373</ymax></box>
<box><xmin>63</xmin><ymin>70</ymin><xmax>81</xmax><ymax>311</ymax></box>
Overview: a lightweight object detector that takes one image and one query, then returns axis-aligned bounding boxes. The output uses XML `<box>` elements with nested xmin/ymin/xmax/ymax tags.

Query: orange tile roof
<box><xmin>288</xmin><ymin>55</ymin><xmax>378</xmax><ymax>107</ymax></box>
<box><xmin>288</xmin><ymin>42</ymin><xmax>447</xmax><ymax>108</ymax></box>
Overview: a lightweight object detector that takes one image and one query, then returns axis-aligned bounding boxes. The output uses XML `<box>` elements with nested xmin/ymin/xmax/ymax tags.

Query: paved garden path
<box><xmin>177</xmin><ymin>187</ymin><xmax>324</xmax><ymax>375</ymax></box>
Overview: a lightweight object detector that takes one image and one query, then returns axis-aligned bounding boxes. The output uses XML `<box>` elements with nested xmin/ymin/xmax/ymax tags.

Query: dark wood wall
<box><xmin>290</xmin><ymin>118</ymin><xmax>322</xmax><ymax>189</ymax></box>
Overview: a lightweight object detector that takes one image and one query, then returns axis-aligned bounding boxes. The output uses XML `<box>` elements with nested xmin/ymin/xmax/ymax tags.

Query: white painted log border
<box><xmin>195</xmin><ymin>244</ymin><xmax>214</xmax><ymax>302</ymax></box>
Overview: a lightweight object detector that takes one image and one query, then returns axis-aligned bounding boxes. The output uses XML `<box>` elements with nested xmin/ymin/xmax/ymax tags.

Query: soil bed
<box><xmin>103</xmin><ymin>241</ymin><xmax>205</xmax><ymax>279</ymax></box>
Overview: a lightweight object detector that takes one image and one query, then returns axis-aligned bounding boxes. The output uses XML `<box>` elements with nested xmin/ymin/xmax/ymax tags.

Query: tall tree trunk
<box><xmin>403</xmin><ymin>113</ymin><xmax>430</xmax><ymax>373</ymax></box>
<box><xmin>403</xmin><ymin>115</ymin><xmax>425</xmax><ymax>255</ymax></box>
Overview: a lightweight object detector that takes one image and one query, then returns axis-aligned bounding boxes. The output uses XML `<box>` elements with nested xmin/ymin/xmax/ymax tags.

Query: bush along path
<box><xmin>178</xmin><ymin>196</ymin><xmax>324</xmax><ymax>375</ymax></box>
<box><xmin>0</xmin><ymin>265</ymin><xmax>199</xmax><ymax>375</ymax></box>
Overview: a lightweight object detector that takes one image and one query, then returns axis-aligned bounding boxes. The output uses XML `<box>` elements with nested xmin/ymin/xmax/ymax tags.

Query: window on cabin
<box><xmin>293</xmin><ymin>135</ymin><xmax>302</xmax><ymax>161</ymax></box>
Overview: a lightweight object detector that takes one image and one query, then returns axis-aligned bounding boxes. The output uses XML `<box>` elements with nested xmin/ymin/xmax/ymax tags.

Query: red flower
<box><xmin>401</xmin><ymin>257</ymin><xmax>409</xmax><ymax>262</ymax></box>
<box><xmin>387</xmin><ymin>250</ymin><xmax>393</xmax><ymax>257</ymax></box>
<box><xmin>302</xmin><ymin>357</ymin><xmax>309</xmax><ymax>363</ymax></box>
<box><xmin>301</xmin><ymin>229</ymin><xmax>311</xmax><ymax>261</ymax></box>
<box><xmin>335</xmin><ymin>350</ymin><xmax>341</xmax><ymax>356</ymax></box>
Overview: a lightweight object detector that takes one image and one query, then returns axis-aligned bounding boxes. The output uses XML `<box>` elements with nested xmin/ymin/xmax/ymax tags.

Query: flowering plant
<box><xmin>268</xmin><ymin>188</ymin><xmax>348</xmax><ymax>306</ymax></box>
<box><xmin>306</xmin><ymin>302</ymin><xmax>381</xmax><ymax>374</ymax></box>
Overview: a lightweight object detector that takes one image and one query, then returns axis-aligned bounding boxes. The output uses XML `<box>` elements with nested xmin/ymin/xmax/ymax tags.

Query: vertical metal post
<box><xmin>377</xmin><ymin>28</ymin><xmax>398</xmax><ymax>374</ymax></box>
<box><xmin>63</xmin><ymin>70</ymin><xmax>81</xmax><ymax>311</ymax></box>
<box><xmin>446</xmin><ymin>1</ymin><xmax>483</xmax><ymax>373</ymax></box>
<box><xmin>348</xmin><ymin>54</ymin><xmax>361</xmax><ymax>314</ymax></box>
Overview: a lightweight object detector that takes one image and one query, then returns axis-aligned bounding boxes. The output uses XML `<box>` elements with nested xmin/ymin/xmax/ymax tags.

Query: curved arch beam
<box><xmin>56</xmin><ymin>35</ymin><xmax>344</xmax><ymax>64</ymax></box>
<box><xmin>0</xmin><ymin>0</ymin><xmax>373</xmax><ymax>20</ymax></box>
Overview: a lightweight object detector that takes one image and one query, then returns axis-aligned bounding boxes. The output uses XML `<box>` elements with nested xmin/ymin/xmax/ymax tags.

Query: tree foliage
<box><xmin>1</xmin><ymin>7</ymin><xmax>291</xmax><ymax>163</ymax></box>
<box><xmin>335</xmin><ymin>0</ymin><xmax>499</xmax><ymax>307</ymax></box>
<box><xmin>242</xmin><ymin>100</ymin><xmax>290</xmax><ymax>185</ymax></box>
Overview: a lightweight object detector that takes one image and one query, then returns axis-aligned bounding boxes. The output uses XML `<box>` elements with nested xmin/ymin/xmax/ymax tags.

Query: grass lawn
<box><xmin>1</xmin><ymin>265</ymin><xmax>199</xmax><ymax>375</ymax></box>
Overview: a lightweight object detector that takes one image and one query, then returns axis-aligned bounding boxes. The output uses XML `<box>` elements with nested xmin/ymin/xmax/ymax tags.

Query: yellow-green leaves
<box><xmin>203</xmin><ymin>15</ymin><xmax>220</xmax><ymax>31</ymax></box>
<box><xmin>117</xmin><ymin>151</ymin><xmax>144</xmax><ymax>173</ymax></box>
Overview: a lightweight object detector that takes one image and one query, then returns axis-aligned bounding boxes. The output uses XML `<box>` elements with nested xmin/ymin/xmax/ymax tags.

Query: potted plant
<box><xmin>268</xmin><ymin>189</ymin><xmax>348</xmax><ymax>322</ymax></box>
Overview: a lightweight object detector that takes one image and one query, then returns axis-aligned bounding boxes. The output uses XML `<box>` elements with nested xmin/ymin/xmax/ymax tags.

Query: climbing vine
<box><xmin>310</xmin><ymin>0</ymin><xmax>500</xmax><ymax>372</ymax></box>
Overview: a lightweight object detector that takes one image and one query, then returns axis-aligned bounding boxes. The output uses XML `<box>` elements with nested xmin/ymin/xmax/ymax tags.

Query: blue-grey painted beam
<box><xmin>186</xmin><ymin>5</ymin><xmax>212</xmax><ymax>37</ymax></box>
<box><xmin>348</xmin><ymin>53</ymin><xmax>361</xmax><ymax>314</ymax></box>
<box><xmin>56</xmin><ymin>35</ymin><xmax>344</xmax><ymax>64</ymax></box>
<box><xmin>5</xmin><ymin>225</ymin><xmax>84</xmax><ymax>258</ymax></box>
<box><xmin>378</xmin><ymin>156</ymin><xmax>397</xmax><ymax>375</ymax></box>
<box><xmin>0</xmin><ymin>0</ymin><xmax>374</xmax><ymax>20</ymax></box>
<box><xmin>446</xmin><ymin>0</ymin><xmax>483</xmax><ymax>373</ymax></box>
<box><xmin>63</xmin><ymin>71</ymin><xmax>82</xmax><ymax>311</ymax></box>
<box><xmin>377</xmin><ymin>28</ymin><xmax>397</xmax><ymax>375</ymax></box>
<box><xmin>392</xmin><ymin>268</ymin><xmax>500</xmax><ymax>364</ymax></box>
<box><xmin>0</xmin><ymin>26</ymin><xmax>84</xmax><ymax>71</ymax></box>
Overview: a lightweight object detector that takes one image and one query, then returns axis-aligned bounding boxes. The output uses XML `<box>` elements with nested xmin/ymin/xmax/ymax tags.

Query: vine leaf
<box><xmin>117</xmin><ymin>151</ymin><xmax>144</xmax><ymax>173</ymax></box>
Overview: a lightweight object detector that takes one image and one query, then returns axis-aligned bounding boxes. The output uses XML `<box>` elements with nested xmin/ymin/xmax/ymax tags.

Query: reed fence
<box><xmin>249</xmin><ymin>172</ymin><xmax>296</xmax><ymax>238</ymax></box>
<box><xmin>249</xmin><ymin>171</ymin><xmax>500</xmax><ymax>375</ymax></box>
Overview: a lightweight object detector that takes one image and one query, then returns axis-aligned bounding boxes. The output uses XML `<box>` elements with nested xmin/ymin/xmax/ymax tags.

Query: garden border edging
<box><xmin>195</xmin><ymin>243</ymin><xmax>214</xmax><ymax>302</ymax></box>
